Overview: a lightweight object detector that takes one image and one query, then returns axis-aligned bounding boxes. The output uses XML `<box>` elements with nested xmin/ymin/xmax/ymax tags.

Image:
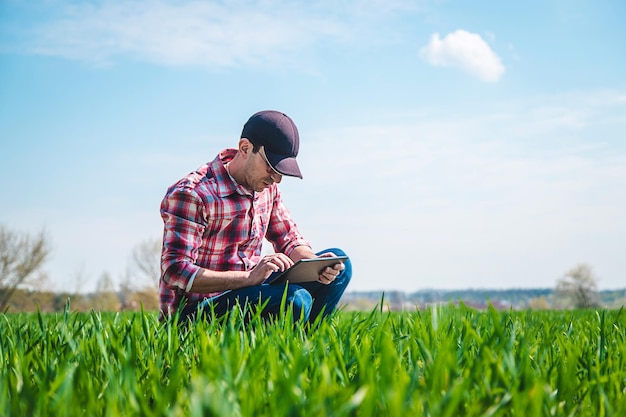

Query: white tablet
<box><xmin>268</xmin><ymin>256</ymin><xmax>349</xmax><ymax>285</ymax></box>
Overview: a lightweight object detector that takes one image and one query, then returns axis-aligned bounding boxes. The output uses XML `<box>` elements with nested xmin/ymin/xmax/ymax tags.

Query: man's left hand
<box><xmin>317</xmin><ymin>252</ymin><xmax>345</xmax><ymax>285</ymax></box>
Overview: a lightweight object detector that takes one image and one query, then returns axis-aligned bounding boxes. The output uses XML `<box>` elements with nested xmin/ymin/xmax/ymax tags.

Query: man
<box><xmin>159</xmin><ymin>110</ymin><xmax>352</xmax><ymax>322</ymax></box>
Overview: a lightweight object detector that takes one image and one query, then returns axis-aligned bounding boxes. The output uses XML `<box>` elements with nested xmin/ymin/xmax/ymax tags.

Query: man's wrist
<box><xmin>289</xmin><ymin>245</ymin><xmax>316</xmax><ymax>262</ymax></box>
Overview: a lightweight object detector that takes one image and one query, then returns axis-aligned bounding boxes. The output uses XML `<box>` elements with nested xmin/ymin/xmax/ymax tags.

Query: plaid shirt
<box><xmin>159</xmin><ymin>149</ymin><xmax>310</xmax><ymax>317</ymax></box>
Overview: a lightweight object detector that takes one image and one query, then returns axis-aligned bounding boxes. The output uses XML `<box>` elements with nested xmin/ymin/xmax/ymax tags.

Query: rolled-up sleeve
<box><xmin>266</xmin><ymin>188</ymin><xmax>311</xmax><ymax>256</ymax></box>
<box><xmin>160</xmin><ymin>188</ymin><xmax>206</xmax><ymax>291</ymax></box>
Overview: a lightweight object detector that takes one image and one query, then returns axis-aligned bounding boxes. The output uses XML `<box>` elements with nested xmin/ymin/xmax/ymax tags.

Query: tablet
<box><xmin>268</xmin><ymin>256</ymin><xmax>349</xmax><ymax>285</ymax></box>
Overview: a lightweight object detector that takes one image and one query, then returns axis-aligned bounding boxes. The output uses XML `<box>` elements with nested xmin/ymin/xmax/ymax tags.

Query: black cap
<box><xmin>241</xmin><ymin>110</ymin><xmax>303</xmax><ymax>179</ymax></box>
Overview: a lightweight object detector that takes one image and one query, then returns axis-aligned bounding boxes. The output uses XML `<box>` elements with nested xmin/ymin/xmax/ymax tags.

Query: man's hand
<box><xmin>248</xmin><ymin>253</ymin><xmax>294</xmax><ymax>284</ymax></box>
<box><xmin>317</xmin><ymin>252</ymin><xmax>345</xmax><ymax>285</ymax></box>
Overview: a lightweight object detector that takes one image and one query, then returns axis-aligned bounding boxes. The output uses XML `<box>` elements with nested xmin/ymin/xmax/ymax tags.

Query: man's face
<box><xmin>245</xmin><ymin>145</ymin><xmax>283</xmax><ymax>192</ymax></box>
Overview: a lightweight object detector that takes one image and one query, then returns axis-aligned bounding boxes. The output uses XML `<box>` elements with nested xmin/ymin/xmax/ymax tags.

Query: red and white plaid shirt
<box><xmin>158</xmin><ymin>149</ymin><xmax>310</xmax><ymax>317</ymax></box>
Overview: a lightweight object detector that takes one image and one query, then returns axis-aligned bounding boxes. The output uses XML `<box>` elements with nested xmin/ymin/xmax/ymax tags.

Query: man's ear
<box><xmin>239</xmin><ymin>138</ymin><xmax>252</xmax><ymax>157</ymax></box>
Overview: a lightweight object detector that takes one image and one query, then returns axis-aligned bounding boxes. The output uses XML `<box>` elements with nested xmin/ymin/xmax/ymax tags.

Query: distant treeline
<box><xmin>3</xmin><ymin>287</ymin><xmax>626</xmax><ymax>313</ymax></box>
<box><xmin>342</xmin><ymin>288</ymin><xmax>626</xmax><ymax>311</ymax></box>
<box><xmin>2</xmin><ymin>288</ymin><xmax>159</xmax><ymax>313</ymax></box>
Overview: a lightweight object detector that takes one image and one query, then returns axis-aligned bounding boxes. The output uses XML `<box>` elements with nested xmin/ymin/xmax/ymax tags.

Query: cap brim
<box><xmin>265</xmin><ymin>150</ymin><xmax>303</xmax><ymax>179</ymax></box>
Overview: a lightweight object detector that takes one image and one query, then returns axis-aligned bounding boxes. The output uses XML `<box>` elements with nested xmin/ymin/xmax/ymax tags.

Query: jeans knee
<box><xmin>291</xmin><ymin>288</ymin><xmax>313</xmax><ymax>320</ymax></box>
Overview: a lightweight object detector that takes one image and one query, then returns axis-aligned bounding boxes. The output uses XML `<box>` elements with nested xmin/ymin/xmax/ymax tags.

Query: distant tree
<box><xmin>114</xmin><ymin>238</ymin><xmax>161</xmax><ymax>311</ymax></box>
<box><xmin>129</xmin><ymin>238</ymin><xmax>161</xmax><ymax>287</ymax></box>
<box><xmin>63</xmin><ymin>266</ymin><xmax>92</xmax><ymax>312</ymax></box>
<box><xmin>92</xmin><ymin>272</ymin><xmax>119</xmax><ymax>311</ymax></box>
<box><xmin>0</xmin><ymin>225</ymin><xmax>51</xmax><ymax>311</ymax></box>
<box><xmin>555</xmin><ymin>263</ymin><xmax>600</xmax><ymax>309</ymax></box>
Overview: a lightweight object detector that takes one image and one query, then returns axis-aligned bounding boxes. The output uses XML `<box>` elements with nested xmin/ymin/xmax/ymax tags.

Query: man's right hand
<box><xmin>189</xmin><ymin>253</ymin><xmax>295</xmax><ymax>293</ymax></box>
<box><xmin>248</xmin><ymin>253</ymin><xmax>294</xmax><ymax>284</ymax></box>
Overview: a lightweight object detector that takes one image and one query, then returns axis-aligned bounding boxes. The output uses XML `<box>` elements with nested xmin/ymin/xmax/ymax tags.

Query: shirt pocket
<box><xmin>205</xmin><ymin>199</ymin><xmax>251</xmax><ymax>249</ymax></box>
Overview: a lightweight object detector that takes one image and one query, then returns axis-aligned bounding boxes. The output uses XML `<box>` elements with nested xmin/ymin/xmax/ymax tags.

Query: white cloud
<box><xmin>10</xmin><ymin>0</ymin><xmax>417</xmax><ymax>69</ymax></box>
<box><xmin>24</xmin><ymin>1</ymin><xmax>331</xmax><ymax>68</ymax></box>
<box><xmin>420</xmin><ymin>29</ymin><xmax>505</xmax><ymax>82</ymax></box>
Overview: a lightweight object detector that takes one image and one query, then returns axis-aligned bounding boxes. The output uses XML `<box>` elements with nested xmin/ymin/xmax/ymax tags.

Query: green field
<box><xmin>1</xmin><ymin>304</ymin><xmax>625</xmax><ymax>416</ymax></box>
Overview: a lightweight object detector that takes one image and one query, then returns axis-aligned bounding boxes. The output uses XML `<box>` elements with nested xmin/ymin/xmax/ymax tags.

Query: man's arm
<box><xmin>188</xmin><ymin>252</ymin><xmax>294</xmax><ymax>293</ymax></box>
<box><xmin>289</xmin><ymin>245</ymin><xmax>317</xmax><ymax>262</ymax></box>
<box><xmin>187</xmin><ymin>269</ymin><xmax>252</xmax><ymax>293</ymax></box>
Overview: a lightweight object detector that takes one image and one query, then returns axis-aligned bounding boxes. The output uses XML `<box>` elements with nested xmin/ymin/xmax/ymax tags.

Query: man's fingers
<box><xmin>324</xmin><ymin>264</ymin><xmax>343</xmax><ymax>275</ymax></box>
<box><xmin>318</xmin><ymin>265</ymin><xmax>342</xmax><ymax>284</ymax></box>
<box><xmin>251</xmin><ymin>254</ymin><xmax>294</xmax><ymax>281</ymax></box>
<box><xmin>272</xmin><ymin>256</ymin><xmax>292</xmax><ymax>271</ymax></box>
<box><xmin>263</xmin><ymin>254</ymin><xmax>293</xmax><ymax>271</ymax></box>
<box><xmin>266</xmin><ymin>261</ymin><xmax>280</xmax><ymax>272</ymax></box>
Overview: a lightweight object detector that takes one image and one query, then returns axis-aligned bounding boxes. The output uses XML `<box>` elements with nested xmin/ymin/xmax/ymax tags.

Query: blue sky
<box><xmin>1</xmin><ymin>0</ymin><xmax>625</xmax><ymax>293</ymax></box>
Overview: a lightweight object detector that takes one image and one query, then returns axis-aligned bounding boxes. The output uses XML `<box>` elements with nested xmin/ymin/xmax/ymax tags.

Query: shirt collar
<box><xmin>212</xmin><ymin>148</ymin><xmax>253</xmax><ymax>197</ymax></box>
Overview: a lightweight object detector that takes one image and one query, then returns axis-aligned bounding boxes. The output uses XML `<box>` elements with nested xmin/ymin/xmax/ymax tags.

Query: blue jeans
<box><xmin>181</xmin><ymin>248</ymin><xmax>352</xmax><ymax>324</ymax></box>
